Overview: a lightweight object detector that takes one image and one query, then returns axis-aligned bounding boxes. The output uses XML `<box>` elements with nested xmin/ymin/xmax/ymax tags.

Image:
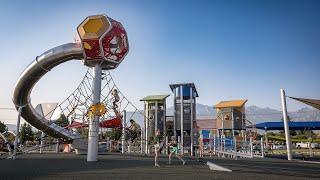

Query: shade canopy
<box><xmin>289</xmin><ymin>97</ymin><xmax>320</xmax><ymax>110</ymax></box>
<box><xmin>249</xmin><ymin>121</ymin><xmax>320</xmax><ymax>130</ymax></box>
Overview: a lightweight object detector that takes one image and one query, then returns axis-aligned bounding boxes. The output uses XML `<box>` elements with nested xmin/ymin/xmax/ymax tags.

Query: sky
<box><xmin>0</xmin><ymin>0</ymin><xmax>319</xmax><ymax>124</ymax></box>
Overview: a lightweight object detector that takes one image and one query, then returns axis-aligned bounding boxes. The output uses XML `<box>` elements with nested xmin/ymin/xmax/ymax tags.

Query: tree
<box><xmin>55</xmin><ymin>114</ymin><xmax>69</xmax><ymax>127</ymax></box>
<box><xmin>20</xmin><ymin>123</ymin><xmax>34</xmax><ymax>144</ymax></box>
<box><xmin>104</xmin><ymin>128</ymin><xmax>122</xmax><ymax>141</ymax></box>
<box><xmin>33</xmin><ymin>130</ymin><xmax>43</xmax><ymax>143</ymax></box>
<box><xmin>0</xmin><ymin>121</ymin><xmax>8</xmax><ymax>133</ymax></box>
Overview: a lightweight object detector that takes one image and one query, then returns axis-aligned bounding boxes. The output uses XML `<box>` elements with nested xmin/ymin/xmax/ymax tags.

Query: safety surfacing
<box><xmin>0</xmin><ymin>153</ymin><xmax>319</xmax><ymax>180</ymax></box>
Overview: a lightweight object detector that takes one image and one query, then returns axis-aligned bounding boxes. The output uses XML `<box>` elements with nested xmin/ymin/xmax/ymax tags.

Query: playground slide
<box><xmin>12</xmin><ymin>43</ymin><xmax>84</xmax><ymax>142</ymax></box>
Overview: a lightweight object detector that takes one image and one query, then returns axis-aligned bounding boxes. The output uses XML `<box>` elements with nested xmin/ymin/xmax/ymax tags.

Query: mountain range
<box><xmin>5</xmin><ymin>104</ymin><xmax>320</xmax><ymax>132</ymax></box>
<box><xmin>126</xmin><ymin>104</ymin><xmax>320</xmax><ymax>126</ymax></box>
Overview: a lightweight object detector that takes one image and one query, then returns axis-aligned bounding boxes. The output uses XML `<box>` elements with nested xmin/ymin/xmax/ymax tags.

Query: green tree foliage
<box><xmin>77</xmin><ymin>128</ymin><xmax>89</xmax><ymax>137</ymax></box>
<box><xmin>6</xmin><ymin>133</ymin><xmax>15</xmax><ymax>143</ymax></box>
<box><xmin>104</xmin><ymin>128</ymin><xmax>122</xmax><ymax>141</ymax></box>
<box><xmin>55</xmin><ymin>114</ymin><xmax>69</xmax><ymax>127</ymax></box>
<box><xmin>33</xmin><ymin>130</ymin><xmax>43</xmax><ymax>142</ymax></box>
<box><xmin>20</xmin><ymin>123</ymin><xmax>34</xmax><ymax>144</ymax></box>
<box><xmin>0</xmin><ymin>121</ymin><xmax>8</xmax><ymax>133</ymax></box>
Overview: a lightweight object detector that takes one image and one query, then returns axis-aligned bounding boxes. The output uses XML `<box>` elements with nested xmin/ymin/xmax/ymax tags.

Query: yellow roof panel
<box><xmin>214</xmin><ymin>99</ymin><xmax>247</xmax><ymax>108</ymax></box>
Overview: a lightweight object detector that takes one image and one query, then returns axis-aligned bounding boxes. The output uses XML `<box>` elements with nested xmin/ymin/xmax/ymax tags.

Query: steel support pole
<box><xmin>166</xmin><ymin>136</ymin><xmax>169</xmax><ymax>155</ymax></box>
<box><xmin>209</xmin><ymin>133</ymin><xmax>212</xmax><ymax>157</ymax></box>
<box><xmin>213</xmin><ymin>134</ymin><xmax>216</xmax><ymax>155</ymax></box>
<box><xmin>87</xmin><ymin>64</ymin><xmax>102</xmax><ymax>162</ymax></box>
<box><xmin>40</xmin><ymin>131</ymin><xmax>44</xmax><ymax>154</ymax></box>
<box><xmin>190</xmin><ymin>87</ymin><xmax>194</xmax><ymax>156</ymax></box>
<box><xmin>122</xmin><ymin>110</ymin><xmax>126</xmax><ymax>154</ymax></box>
<box><xmin>280</xmin><ymin>89</ymin><xmax>292</xmax><ymax>161</ymax></box>
<box><xmin>261</xmin><ymin>137</ymin><xmax>264</xmax><ymax>158</ymax></box>
<box><xmin>234</xmin><ymin>136</ymin><xmax>237</xmax><ymax>159</ymax></box>
<box><xmin>223</xmin><ymin>135</ymin><xmax>226</xmax><ymax>152</ymax></box>
<box><xmin>55</xmin><ymin>139</ymin><xmax>59</xmax><ymax>153</ymax></box>
<box><xmin>164</xmin><ymin>100</ymin><xmax>166</xmax><ymax>135</ymax></box>
<box><xmin>155</xmin><ymin>101</ymin><xmax>158</xmax><ymax>133</ymax></box>
<box><xmin>250</xmin><ymin>137</ymin><xmax>253</xmax><ymax>158</ymax></box>
<box><xmin>220</xmin><ymin>134</ymin><xmax>223</xmax><ymax>152</ymax></box>
<box><xmin>173</xmin><ymin>89</ymin><xmax>176</xmax><ymax>138</ymax></box>
<box><xmin>231</xmin><ymin>108</ymin><xmax>235</xmax><ymax>137</ymax></box>
<box><xmin>180</xmin><ymin>85</ymin><xmax>184</xmax><ymax>155</ymax></box>
<box><xmin>145</xmin><ymin>103</ymin><xmax>149</xmax><ymax>154</ymax></box>
<box><xmin>221</xmin><ymin>114</ymin><xmax>224</xmax><ymax>136</ymax></box>
<box><xmin>309</xmin><ymin>142</ymin><xmax>313</xmax><ymax>157</ymax></box>
<box><xmin>164</xmin><ymin>100</ymin><xmax>167</xmax><ymax>155</ymax></box>
<box><xmin>265</xmin><ymin>129</ymin><xmax>268</xmax><ymax>149</ymax></box>
<box><xmin>140</xmin><ymin>128</ymin><xmax>143</xmax><ymax>154</ymax></box>
<box><xmin>234</xmin><ymin>136</ymin><xmax>237</xmax><ymax>152</ymax></box>
<box><xmin>13</xmin><ymin>106</ymin><xmax>22</xmax><ymax>159</ymax></box>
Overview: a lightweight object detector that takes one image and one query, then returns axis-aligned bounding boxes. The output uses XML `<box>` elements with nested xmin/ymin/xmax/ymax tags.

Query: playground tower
<box><xmin>169</xmin><ymin>83</ymin><xmax>198</xmax><ymax>156</ymax></box>
<box><xmin>77</xmin><ymin>15</ymin><xmax>129</xmax><ymax>161</ymax></box>
<box><xmin>214</xmin><ymin>99</ymin><xmax>247</xmax><ymax>137</ymax></box>
<box><xmin>140</xmin><ymin>95</ymin><xmax>169</xmax><ymax>154</ymax></box>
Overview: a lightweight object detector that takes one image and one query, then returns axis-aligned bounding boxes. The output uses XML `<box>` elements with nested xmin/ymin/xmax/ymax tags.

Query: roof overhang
<box><xmin>140</xmin><ymin>94</ymin><xmax>170</xmax><ymax>101</ymax></box>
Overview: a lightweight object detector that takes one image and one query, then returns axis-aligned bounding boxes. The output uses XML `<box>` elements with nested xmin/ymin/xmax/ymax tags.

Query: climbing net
<box><xmin>43</xmin><ymin>68</ymin><xmax>147</xmax><ymax>142</ymax></box>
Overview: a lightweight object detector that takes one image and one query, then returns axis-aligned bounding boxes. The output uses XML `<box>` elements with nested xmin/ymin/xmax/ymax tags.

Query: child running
<box><xmin>153</xmin><ymin>129</ymin><xmax>163</xmax><ymax>167</ymax></box>
<box><xmin>168</xmin><ymin>139</ymin><xmax>186</xmax><ymax>165</ymax></box>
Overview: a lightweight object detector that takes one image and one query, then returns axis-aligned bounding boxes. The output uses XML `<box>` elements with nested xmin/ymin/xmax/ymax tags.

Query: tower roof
<box><xmin>169</xmin><ymin>83</ymin><xmax>199</xmax><ymax>97</ymax></box>
<box><xmin>140</xmin><ymin>94</ymin><xmax>170</xmax><ymax>101</ymax></box>
<box><xmin>214</xmin><ymin>99</ymin><xmax>247</xmax><ymax>108</ymax></box>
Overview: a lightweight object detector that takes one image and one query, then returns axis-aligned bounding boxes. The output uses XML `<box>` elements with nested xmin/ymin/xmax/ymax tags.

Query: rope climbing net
<box><xmin>43</xmin><ymin>68</ymin><xmax>147</xmax><ymax>140</ymax></box>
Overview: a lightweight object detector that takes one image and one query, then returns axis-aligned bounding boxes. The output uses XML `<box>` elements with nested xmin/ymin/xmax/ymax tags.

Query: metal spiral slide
<box><xmin>12</xmin><ymin>43</ymin><xmax>84</xmax><ymax>141</ymax></box>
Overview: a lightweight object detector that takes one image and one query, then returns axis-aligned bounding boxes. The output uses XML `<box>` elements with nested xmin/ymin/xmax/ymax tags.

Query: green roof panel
<box><xmin>140</xmin><ymin>94</ymin><xmax>170</xmax><ymax>101</ymax></box>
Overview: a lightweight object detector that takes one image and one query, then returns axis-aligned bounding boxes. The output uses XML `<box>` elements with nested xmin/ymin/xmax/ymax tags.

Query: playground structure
<box><xmin>170</xmin><ymin>83</ymin><xmax>198</xmax><ymax>156</ymax></box>
<box><xmin>140</xmin><ymin>95</ymin><xmax>169</xmax><ymax>154</ymax></box>
<box><xmin>215</xmin><ymin>99</ymin><xmax>247</xmax><ymax>137</ymax></box>
<box><xmin>5</xmin><ymin>14</ymin><xmax>319</xmax><ymax>163</ymax></box>
<box><xmin>12</xmin><ymin>14</ymin><xmax>133</xmax><ymax>161</ymax></box>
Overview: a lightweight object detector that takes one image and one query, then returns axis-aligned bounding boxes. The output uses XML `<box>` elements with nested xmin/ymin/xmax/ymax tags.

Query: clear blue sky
<box><xmin>0</xmin><ymin>0</ymin><xmax>319</xmax><ymax>123</ymax></box>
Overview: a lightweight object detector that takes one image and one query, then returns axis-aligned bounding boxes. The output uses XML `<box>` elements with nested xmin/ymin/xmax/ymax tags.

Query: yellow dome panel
<box><xmin>77</xmin><ymin>15</ymin><xmax>110</xmax><ymax>40</ymax></box>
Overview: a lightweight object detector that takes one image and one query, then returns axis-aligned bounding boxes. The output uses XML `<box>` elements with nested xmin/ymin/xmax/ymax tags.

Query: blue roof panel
<box><xmin>250</xmin><ymin>121</ymin><xmax>320</xmax><ymax>130</ymax></box>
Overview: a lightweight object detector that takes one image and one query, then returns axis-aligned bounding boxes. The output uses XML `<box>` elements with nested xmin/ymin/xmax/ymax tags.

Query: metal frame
<box><xmin>180</xmin><ymin>85</ymin><xmax>184</xmax><ymax>155</ymax></box>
